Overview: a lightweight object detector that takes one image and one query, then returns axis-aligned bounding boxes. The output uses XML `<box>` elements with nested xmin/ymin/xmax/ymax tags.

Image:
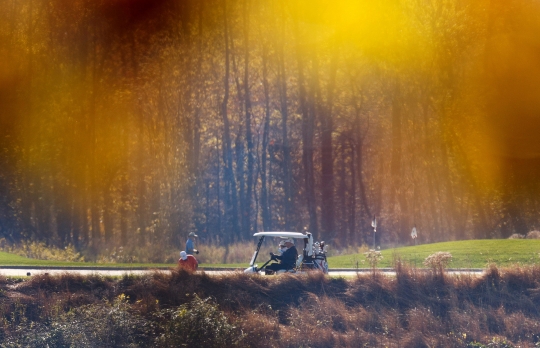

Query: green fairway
<box><xmin>328</xmin><ymin>239</ymin><xmax>540</xmax><ymax>269</ymax></box>
<box><xmin>1</xmin><ymin>239</ymin><xmax>540</xmax><ymax>270</ymax></box>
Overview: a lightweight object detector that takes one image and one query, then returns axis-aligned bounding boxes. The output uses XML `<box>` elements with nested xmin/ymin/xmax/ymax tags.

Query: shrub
<box><xmin>0</xmin><ymin>240</ymin><xmax>84</xmax><ymax>262</ymax></box>
<box><xmin>508</xmin><ymin>234</ymin><xmax>524</xmax><ymax>239</ymax></box>
<box><xmin>2</xmin><ymin>294</ymin><xmax>152</xmax><ymax>347</ymax></box>
<box><xmin>364</xmin><ymin>249</ymin><xmax>383</xmax><ymax>268</ymax></box>
<box><xmin>423</xmin><ymin>252</ymin><xmax>452</xmax><ymax>271</ymax></box>
<box><xmin>3</xmin><ymin>268</ymin><xmax>540</xmax><ymax>347</ymax></box>
<box><xmin>95</xmin><ymin>245</ymin><xmax>179</xmax><ymax>264</ymax></box>
<box><xmin>155</xmin><ymin>294</ymin><xmax>245</xmax><ymax>347</ymax></box>
<box><xmin>526</xmin><ymin>231</ymin><xmax>540</xmax><ymax>239</ymax></box>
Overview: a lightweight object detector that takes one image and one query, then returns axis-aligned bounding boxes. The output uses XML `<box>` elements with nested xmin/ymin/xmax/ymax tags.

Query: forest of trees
<box><xmin>0</xmin><ymin>0</ymin><xmax>539</xmax><ymax>253</ymax></box>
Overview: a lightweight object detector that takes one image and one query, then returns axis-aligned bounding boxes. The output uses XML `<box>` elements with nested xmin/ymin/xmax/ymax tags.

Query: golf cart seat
<box><xmin>244</xmin><ymin>231</ymin><xmax>328</xmax><ymax>275</ymax></box>
<box><xmin>264</xmin><ymin>266</ymin><xmax>297</xmax><ymax>275</ymax></box>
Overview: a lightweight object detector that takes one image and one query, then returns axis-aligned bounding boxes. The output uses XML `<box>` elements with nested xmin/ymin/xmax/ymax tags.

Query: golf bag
<box><xmin>297</xmin><ymin>234</ymin><xmax>329</xmax><ymax>274</ymax></box>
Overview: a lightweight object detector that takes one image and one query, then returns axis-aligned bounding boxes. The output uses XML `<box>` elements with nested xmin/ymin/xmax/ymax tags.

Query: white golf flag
<box><xmin>411</xmin><ymin>227</ymin><xmax>417</xmax><ymax>239</ymax></box>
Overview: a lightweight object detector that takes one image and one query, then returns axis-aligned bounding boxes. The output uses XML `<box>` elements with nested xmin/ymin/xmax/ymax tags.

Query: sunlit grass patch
<box><xmin>328</xmin><ymin>239</ymin><xmax>540</xmax><ymax>269</ymax></box>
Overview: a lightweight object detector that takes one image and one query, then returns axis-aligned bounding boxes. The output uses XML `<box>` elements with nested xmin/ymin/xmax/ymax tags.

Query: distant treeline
<box><xmin>0</xmin><ymin>0</ymin><xmax>539</xmax><ymax>251</ymax></box>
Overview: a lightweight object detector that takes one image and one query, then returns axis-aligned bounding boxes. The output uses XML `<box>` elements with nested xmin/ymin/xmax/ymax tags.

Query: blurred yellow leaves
<box><xmin>293</xmin><ymin>0</ymin><xmax>415</xmax><ymax>65</ymax></box>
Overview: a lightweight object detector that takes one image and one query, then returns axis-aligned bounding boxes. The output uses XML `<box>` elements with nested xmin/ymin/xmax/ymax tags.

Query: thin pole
<box><xmin>371</xmin><ymin>217</ymin><xmax>377</xmax><ymax>250</ymax></box>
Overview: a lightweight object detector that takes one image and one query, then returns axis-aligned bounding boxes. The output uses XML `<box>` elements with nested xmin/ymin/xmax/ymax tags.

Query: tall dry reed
<box><xmin>2</xmin><ymin>264</ymin><xmax>540</xmax><ymax>347</ymax></box>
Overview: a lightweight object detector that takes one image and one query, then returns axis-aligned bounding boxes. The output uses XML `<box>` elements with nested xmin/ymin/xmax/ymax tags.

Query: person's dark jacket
<box><xmin>273</xmin><ymin>246</ymin><xmax>298</xmax><ymax>269</ymax></box>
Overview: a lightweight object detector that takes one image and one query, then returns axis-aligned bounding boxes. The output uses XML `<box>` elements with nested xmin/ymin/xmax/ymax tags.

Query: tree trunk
<box><xmin>351</xmin><ymin>78</ymin><xmax>370</xmax><ymax>245</ymax></box>
<box><xmin>120</xmin><ymin>171</ymin><xmax>128</xmax><ymax>246</ymax></box>
<box><xmin>221</xmin><ymin>0</ymin><xmax>240</xmax><ymax>240</ymax></box>
<box><xmin>390</xmin><ymin>81</ymin><xmax>409</xmax><ymax>243</ymax></box>
<box><xmin>293</xmin><ymin>10</ymin><xmax>317</xmax><ymax>235</ymax></box>
<box><xmin>260</xmin><ymin>40</ymin><xmax>271</xmax><ymax>232</ymax></box>
<box><xmin>243</xmin><ymin>0</ymin><xmax>254</xmax><ymax>239</ymax></box>
<box><xmin>348</xmin><ymin>138</ymin><xmax>356</xmax><ymax>245</ymax></box>
<box><xmin>337</xmin><ymin>137</ymin><xmax>347</xmax><ymax>244</ymax></box>
<box><xmin>103</xmin><ymin>183</ymin><xmax>113</xmax><ymax>243</ymax></box>
<box><xmin>89</xmin><ymin>8</ymin><xmax>100</xmax><ymax>248</ymax></box>
<box><xmin>317</xmin><ymin>54</ymin><xmax>337</xmax><ymax>241</ymax></box>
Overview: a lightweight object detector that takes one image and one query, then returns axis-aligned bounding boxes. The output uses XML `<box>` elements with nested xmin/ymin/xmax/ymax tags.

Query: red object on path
<box><xmin>178</xmin><ymin>251</ymin><xmax>198</xmax><ymax>272</ymax></box>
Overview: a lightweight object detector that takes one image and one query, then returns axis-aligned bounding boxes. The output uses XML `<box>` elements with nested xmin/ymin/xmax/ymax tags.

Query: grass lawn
<box><xmin>328</xmin><ymin>239</ymin><xmax>540</xmax><ymax>269</ymax></box>
<box><xmin>0</xmin><ymin>252</ymin><xmax>174</xmax><ymax>268</ymax></box>
<box><xmin>1</xmin><ymin>239</ymin><xmax>540</xmax><ymax>269</ymax></box>
<box><xmin>0</xmin><ymin>251</ymin><xmax>246</xmax><ymax>269</ymax></box>
<box><xmin>0</xmin><ymin>250</ymin><xmax>247</xmax><ymax>269</ymax></box>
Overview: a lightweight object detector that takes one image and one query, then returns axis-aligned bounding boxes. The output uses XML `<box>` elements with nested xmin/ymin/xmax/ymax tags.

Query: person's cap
<box><xmin>180</xmin><ymin>251</ymin><xmax>187</xmax><ymax>260</ymax></box>
<box><xmin>283</xmin><ymin>238</ymin><xmax>294</xmax><ymax>244</ymax></box>
<box><xmin>188</xmin><ymin>232</ymin><xmax>198</xmax><ymax>238</ymax></box>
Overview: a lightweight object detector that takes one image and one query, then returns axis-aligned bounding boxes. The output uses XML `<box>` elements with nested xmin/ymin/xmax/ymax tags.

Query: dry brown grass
<box><xmin>196</xmin><ymin>240</ymin><xmax>276</xmax><ymax>264</ymax></box>
<box><xmin>0</xmin><ymin>238</ymin><xmax>369</xmax><ymax>265</ymax></box>
<box><xmin>526</xmin><ymin>230</ymin><xmax>540</xmax><ymax>239</ymax></box>
<box><xmin>2</xmin><ymin>265</ymin><xmax>540</xmax><ymax>347</ymax></box>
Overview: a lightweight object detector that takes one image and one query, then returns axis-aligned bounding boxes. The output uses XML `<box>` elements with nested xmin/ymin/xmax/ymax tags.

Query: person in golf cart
<box><xmin>265</xmin><ymin>238</ymin><xmax>298</xmax><ymax>274</ymax></box>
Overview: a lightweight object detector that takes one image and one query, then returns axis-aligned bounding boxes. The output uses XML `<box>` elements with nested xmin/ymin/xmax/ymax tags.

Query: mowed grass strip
<box><xmin>0</xmin><ymin>252</ymin><xmax>174</xmax><ymax>268</ymax></box>
<box><xmin>1</xmin><ymin>239</ymin><xmax>540</xmax><ymax>269</ymax></box>
<box><xmin>328</xmin><ymin>239</ymin><xmax>540</xmax><ymax>269</ymax></box>
<box><xmin>0</xmin><ymin>250</ymin><xmax>243</xmax><ymax>269</ymax></box>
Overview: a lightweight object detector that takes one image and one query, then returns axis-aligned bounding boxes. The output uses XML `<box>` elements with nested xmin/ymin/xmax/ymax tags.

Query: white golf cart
<box><xmin>244</xmin><ymin>231</ymin><xmax>329</xmax><ymax>275</ymax></box>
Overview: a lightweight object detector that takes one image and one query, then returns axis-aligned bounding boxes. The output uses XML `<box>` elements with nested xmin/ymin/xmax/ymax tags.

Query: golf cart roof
<box><xmin>253</xmin><ymin>231</ymin><xmax>308</xmax><ymax>238</ymax></box>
